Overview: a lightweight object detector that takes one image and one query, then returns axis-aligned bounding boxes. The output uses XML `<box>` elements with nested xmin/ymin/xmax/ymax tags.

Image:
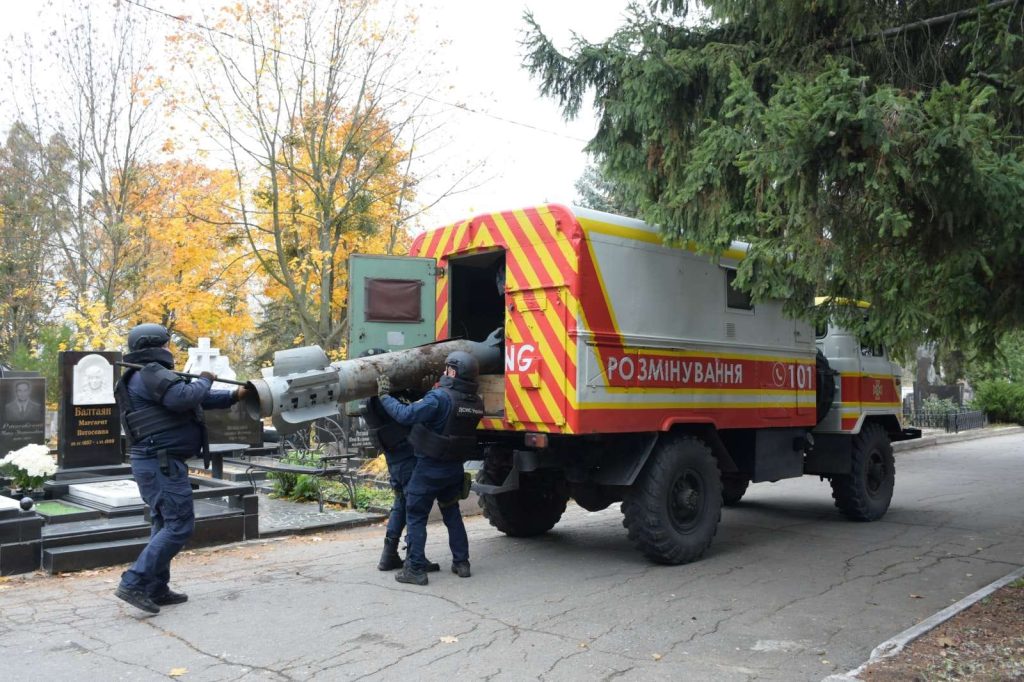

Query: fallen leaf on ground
<box><xmin>652</xmin><ymin>653</ymin><xmax>662</xmax><ymax>661</ymax></box>
<box><xmin>169</xmin><ymin>668</ymin><xmax>188</xmax><ymax>677</ymax></box>
<box><xmin>439</xmin><ymin>636</ymin><xmax>458</xmax><ymax>644</ymax></box>
<box><xmin>578</xmin><ymin>642</ymin><xmax>588</xmax><ymax>649</ymax></box>
<box><xmin>937</xmin><ymin>636</ymin><xmax>956</xmax><ymax>648</ymax></box>
<box><xmin>909</xmin><ymin>594</ymin><xmax>923</xmax><ymax>599</ymax></box>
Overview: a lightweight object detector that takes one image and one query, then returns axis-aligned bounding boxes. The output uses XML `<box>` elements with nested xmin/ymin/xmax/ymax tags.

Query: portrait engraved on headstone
<box><xmin>3</xmin><ymin>378</ymin><xmax>45</xmax><ymax>424</ymax></box>
<box><xmin>0</xmin><ymin>375</ymin><xmax>47</xmax><ymax>453</ymax></box>
<box><xmin>72</xmin><ymin>354</ymin><xmax>116</xmax><ymax>405</ymax></box>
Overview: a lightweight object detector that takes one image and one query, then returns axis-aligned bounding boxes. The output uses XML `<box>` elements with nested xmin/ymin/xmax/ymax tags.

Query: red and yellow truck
<box><xmin>255</xmin><ymin>203</ymin><xmax>919</xmax><ymax>564</ymax></box>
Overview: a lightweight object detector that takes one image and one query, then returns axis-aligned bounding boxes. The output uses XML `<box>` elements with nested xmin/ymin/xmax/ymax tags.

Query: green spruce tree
<box><xmin>525</xmin><ymin>1</ymin><xmax>1024</xmax><ymax>352</ymax></box>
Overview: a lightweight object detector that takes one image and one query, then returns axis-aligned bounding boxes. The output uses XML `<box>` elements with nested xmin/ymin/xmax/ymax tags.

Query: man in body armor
<box><xmin>113</xmin><ymin>323</ymin><xmax>247</xmax><ymax>614</ymax></box>
<box><xmin>362</xmin><ymin>398</ymin><xmax>443</xmax><ymax>573</ymax></box>
<box><xmin>377</xmin><ymin>351</ymin><xmax>484</xmax><ymax>586</ymax></box>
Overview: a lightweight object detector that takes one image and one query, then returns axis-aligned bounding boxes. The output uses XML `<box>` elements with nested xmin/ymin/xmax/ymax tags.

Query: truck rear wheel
<box><xmin>721</xmin><ymin>474</ymin><xmax>750</xmax><ymax>506</ymax></box>
<box><xmin>477</xmin><ymin>465</ymin><xmax>569</xmax><ymax>537</ymax></box>
<box><xmin>830</xmin><ymin>423</ymin><xmax>895</xmax><ymax>521</ymax></box>
<box><xmin>621</xmin><ymin>435</ymin><xmax>723</xmax><ymax>565</ymax></box>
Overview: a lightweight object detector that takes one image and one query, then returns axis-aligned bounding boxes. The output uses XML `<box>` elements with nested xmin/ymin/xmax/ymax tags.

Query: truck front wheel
<box><xmin>621</xmin><ymin>435</ymin><xmax>723</xmax><ymax>565</ymax></box>
<box><xmin>830</xmin><ymin>423</ymin><xmax>895</xmax><ymax>521</ymax></box>
<box><xmin>477</xmin><ymin>465</ymin><xmax>569</xmax><ymax>537</ymax></box>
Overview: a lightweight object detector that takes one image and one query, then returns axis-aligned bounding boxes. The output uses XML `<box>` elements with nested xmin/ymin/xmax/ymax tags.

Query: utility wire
<box><xmin>121</xmin><ymin>0</ymin><xmax>591</xmax><ymax>144</ymax></box>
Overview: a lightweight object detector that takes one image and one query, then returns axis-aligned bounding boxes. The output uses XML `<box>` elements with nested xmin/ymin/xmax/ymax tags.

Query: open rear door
<box><xmin>347</xmin><ymin>254</ymin><xmax>438</xmax><ymax>358</ymax></box>
<box><xmin>345</xmin><ymin>254</ymin><xmax>438</xmax><ymax>427</ymax></box>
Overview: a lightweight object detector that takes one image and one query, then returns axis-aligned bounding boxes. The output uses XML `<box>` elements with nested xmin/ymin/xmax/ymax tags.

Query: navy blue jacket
<box><xmin>125</xmin><ymin>371</ymin><xmax>236</xmax><ymax>456</ymax></box>
<box><xmin>380</xmin><ymin>389</ymin><xmax>462</xmax><ymax>474</ymax></box>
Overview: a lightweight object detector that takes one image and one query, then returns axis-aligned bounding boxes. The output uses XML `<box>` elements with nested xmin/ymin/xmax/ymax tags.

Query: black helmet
<box><xmin>127</xmin><ymin>323</ymin><xmax>170</xmax><ymax>351</ymax></box>
<box><xmin>444</xmin><ymin>350</ymin><xmax>479</xmax><ymax>381</ymax></box>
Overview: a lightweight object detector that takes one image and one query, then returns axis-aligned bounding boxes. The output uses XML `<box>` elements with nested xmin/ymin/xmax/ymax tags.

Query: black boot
<box><xmin>398</xmin><ymin>537</ymin><xmax>439</xmax><ymax>572</ymax></box>
<box><xmin>451</xmin><ymin>560</ymin><xmax>471</xmax><ymax>578</ymax></box>
<box><xmin>377</xmin><ymin>536</ymin><xmax>403</xmax><ymax>571</ymax></box>
<box><xmin>395</xmin><ymin>563</ymin><xmax>428</xmax><ymax>586</ymax></box>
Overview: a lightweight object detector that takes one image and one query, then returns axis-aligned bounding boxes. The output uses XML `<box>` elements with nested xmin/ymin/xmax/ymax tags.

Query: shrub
<box><xmin>972</xmin><ymin>381</ymin><xmax>1024</xmax><ymax>425</ymax></box>
<box><xmin>920</xmin><ymin>396</ymin><xmax>960</xmax><ymax>416</ymax></box>
<box><xmin>269</xmin><ymin>450</ymin><xmax>322</xmax><ymax>501</ymax></box>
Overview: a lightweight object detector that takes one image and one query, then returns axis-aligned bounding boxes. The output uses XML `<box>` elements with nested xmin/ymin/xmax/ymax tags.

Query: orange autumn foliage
<box><xmin>130</xmin><ymin>160</ymin><xmax>255</xmax><ymax>362</ymax></box>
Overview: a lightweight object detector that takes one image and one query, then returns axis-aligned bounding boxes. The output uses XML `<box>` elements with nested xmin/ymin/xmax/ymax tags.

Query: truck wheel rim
<box><xmin>867</xmin><ymin>451</ymin><xmax>885</xmax><ymax>495</ymax></box>
<box><xmin>670</xmin><ymin>470</ymin><xmax>703</xmax><ymax>530</ymax></box>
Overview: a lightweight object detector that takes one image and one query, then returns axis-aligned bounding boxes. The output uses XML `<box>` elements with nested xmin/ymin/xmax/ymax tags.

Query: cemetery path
<box><xmin>2</xmin><ymin>431</ymin><xmax>1023</xmax><ymax>681</ymax></box>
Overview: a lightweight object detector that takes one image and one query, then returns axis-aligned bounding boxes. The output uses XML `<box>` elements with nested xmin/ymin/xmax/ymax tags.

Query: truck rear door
<box><xmin>347</xmin><ymin>254</ymin><xmax>438</xmax><ymax>358</ymax></box>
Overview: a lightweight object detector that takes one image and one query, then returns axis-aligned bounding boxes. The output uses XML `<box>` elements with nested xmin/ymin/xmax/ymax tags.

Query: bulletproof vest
<box><xmin>361</xmin><ymin>397</ymin><xmax>411</xmax><ymax>452</ymax></box>
<box><xmin>114</xmin><ymin>364</ymin><xmax>197</xmax><ymax>447</ymax></box>
<box><xmin>408</xmin><ymin>387</ymin><xmax>484</xmax><ymax>461</ymax></box>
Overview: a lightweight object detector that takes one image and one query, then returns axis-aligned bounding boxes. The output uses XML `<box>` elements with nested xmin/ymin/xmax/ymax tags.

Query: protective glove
<box><xmin>377</xmin><ymin>374</ymin><xmax>392</xmax><ymax>397</ymax></box>
<box><xmin>234</xmin><ymin>385</ymin><xmax>249</xmax><ymax>401</ymax></box>
<box><xmin>200</xmin><ymin>371</ymin><xmax>217</xmax><ymax>381</ymax></box>
<box><xmin>461</xmin><ymin>471</ymin><xmax>473</xmax><ymax>500</ymax></box>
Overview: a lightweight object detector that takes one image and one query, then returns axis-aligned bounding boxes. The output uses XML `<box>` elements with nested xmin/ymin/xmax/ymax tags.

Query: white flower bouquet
<box><xmin>0</xmin><ymin>444</ymin><xmax>57</xmax><ymax>492</ymax></box>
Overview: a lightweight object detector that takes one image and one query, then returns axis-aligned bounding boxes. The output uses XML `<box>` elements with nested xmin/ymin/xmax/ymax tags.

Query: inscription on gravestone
<box><xmin>183</xmin><ymin>338</ymin><xmax>262</xmax><ymax>447</ymax></box>
<box><xmin>67</xmin><ymin>479</ymin><xmax>143</xmax><ymax>508</ymax></box>
<box><xmin>0</xmin><ymin>374</ymin><xmax>46</xmax><ymax>453</ymax></box>
<box><xmin>58</xmin><ymin>351</ymin><xmax>123</xmax><ymax>469</ymax></box>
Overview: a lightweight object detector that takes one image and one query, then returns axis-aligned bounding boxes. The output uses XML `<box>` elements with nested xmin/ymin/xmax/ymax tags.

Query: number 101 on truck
<box><xmin>351</xmin><ymin>203</ymin><xmax>921</xmax><ymax>565</ymax></box>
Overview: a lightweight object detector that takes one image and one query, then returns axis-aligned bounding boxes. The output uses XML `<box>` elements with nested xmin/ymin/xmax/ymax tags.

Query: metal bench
<box><xmin>224</xmin><ymin>417</ymin><xmax>359</xmax><ymax>512</ymax></box>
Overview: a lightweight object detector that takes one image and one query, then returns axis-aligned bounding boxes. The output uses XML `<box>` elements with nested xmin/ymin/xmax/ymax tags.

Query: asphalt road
<box><xmin>3</xmin><ymin>431</ymin><xmax>1023</xmax><ymax>681</ymax></box>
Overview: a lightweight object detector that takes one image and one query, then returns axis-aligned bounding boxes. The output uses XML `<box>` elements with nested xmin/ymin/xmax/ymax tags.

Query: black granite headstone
<box><xmin>58</xmin><ymin>351</ymin><xmax>122</xmax><ymax>469</ymax></box>
<box><xmin>0</xmin><ymin>375</ymin><xmax>47</xmax><ymax>453</ymax></box>
<box><xmin>205</xmin><ymin>400</ymin><xmax>263</xmax><ymax>447</ymax></box>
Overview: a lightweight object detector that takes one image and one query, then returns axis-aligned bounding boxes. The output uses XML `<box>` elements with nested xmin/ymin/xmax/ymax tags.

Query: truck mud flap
<box><xmin>471</xmin><ymin>466</ymin><xmax>519</xmax><ymax>495</ymax></box>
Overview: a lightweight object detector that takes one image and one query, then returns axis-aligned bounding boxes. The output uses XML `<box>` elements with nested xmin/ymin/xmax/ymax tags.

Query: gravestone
<box><xmin>0</xmin><ymin>373</ymin><xmax>46</xmax><ymax>454</ymax></box>
<box><xmin>58</xmin><ymin>351</ymin><xmax>122</xmax><ymax>469</ymax></box>
<box><xmin>183</xmin><ymin>338</ymin><xmax>262</xmax><ymax>447</ymax></box>
<box><xmin>66</xmin><ymin>479</ymin><xmax>143</xmax><ymax>508</ymax></box>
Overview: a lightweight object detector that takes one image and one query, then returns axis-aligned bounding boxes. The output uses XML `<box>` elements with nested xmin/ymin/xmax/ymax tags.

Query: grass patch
<box><xmin>321</xmin><ymin>480</ymin><xmax>393</xmax><ymax>511</ymax></box>
<box><xmin>34</xmin><ymin>500</ymin><xmax>86</xmax><ymax>516</ymax></box>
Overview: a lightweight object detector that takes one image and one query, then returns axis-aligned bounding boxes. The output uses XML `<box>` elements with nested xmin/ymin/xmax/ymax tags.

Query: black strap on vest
<box><xmin>140</xmin><ymin>363</ymin><xmax>183</xmax><ymax>400</ymax></box>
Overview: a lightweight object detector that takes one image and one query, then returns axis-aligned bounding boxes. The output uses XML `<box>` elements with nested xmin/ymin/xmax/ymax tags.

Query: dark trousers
<box><xmin>384</xmin><ymin>456</ymin><xmax>415</xmax><ymax>539</ymax></box>
<box><xmin>404</xmin><ymin>460</ymin><xmax>468</xmax><ymax>570</ymax></box>
<box><xmin>119</xmin><ymin>455</ymin><xmax>195</xmax><ymax>597</ymax></box>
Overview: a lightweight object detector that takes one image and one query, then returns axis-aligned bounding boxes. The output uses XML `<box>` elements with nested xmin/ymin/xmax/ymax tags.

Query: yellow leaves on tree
<box><xmin>254</xmin><ymin>104</ymin><xmax>414</xmax><ymax>351</ymax></box>
<box><xmin>129</xmin><ymin>160</ymin><xmax>255</xmax><ymax>361</ymax></box>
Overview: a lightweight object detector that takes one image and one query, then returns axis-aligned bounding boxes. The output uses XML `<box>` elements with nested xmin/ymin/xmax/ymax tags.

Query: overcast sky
<box><xmin>408</xmin><ymin>0</ymin><xmax>629</xmax><ymax>226</ymax></box>
<box><xmin>2</xmin><ymin>0</ymin><xmax>631</xmax><ymax>230</ymax></box>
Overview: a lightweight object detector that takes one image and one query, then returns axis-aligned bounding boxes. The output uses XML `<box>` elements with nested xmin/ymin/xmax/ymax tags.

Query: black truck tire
<box><xmin>621</xmin><ymin>435</ymin><xmax>723</xmax><ymax>564</ymax></box>
<box><xmin>830</xmin><ymin>423</ymin><xmax>895</xmax><ymax>521</ymax></box>
<box><xmin>477</xmin><ymin>465</ymin><xmax>569</xmax><ymax>537</ymax></box>
<box><xmin>721</xmin><ymin>474</ymin><xmax>750</xmax><ymax>506</ymax></box>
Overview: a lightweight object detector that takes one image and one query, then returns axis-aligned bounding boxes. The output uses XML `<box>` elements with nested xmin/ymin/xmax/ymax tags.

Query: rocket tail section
<box><xmin>244</xmin><ymin>330</ymin><xmax>503</xmax><ymax>434</ymax></box>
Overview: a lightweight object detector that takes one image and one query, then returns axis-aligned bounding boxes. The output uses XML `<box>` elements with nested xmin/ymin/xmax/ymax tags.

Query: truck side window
<box><xmin>815</xmin><ymin>322</ymin><xmax>828</xmax><ymax>338</ymax></box>
<box><xmin>724</xmin><ymin>269</ymin><xmax>753</xmax><ymax>311</ymax></box>
<box><xmin>860</xmin><ymin>343</ymin><xmax>885</xmax><ymax>357</ymax></box>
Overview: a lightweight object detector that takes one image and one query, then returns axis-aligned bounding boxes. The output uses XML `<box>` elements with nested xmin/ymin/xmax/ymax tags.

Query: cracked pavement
<box><xmin>2</xmin><ymin>432</ymin><xmax>1022</xmax><ymax>681</ymax></box>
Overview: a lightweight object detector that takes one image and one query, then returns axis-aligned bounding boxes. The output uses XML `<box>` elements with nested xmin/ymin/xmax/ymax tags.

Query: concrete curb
<box><xmin>822</xmin><ymin>425</ymin><xmax>1024</xmax><ymax>681</ymax></box>
<box><xmin>259</xmin><ymin>513</ymin><xmax>387</xmax><ymax>539</ymax></box>
<box><xmin>824</xmin><ymin>565</ymin><xmax>1024</xmax><ymax>681</ymax></box>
